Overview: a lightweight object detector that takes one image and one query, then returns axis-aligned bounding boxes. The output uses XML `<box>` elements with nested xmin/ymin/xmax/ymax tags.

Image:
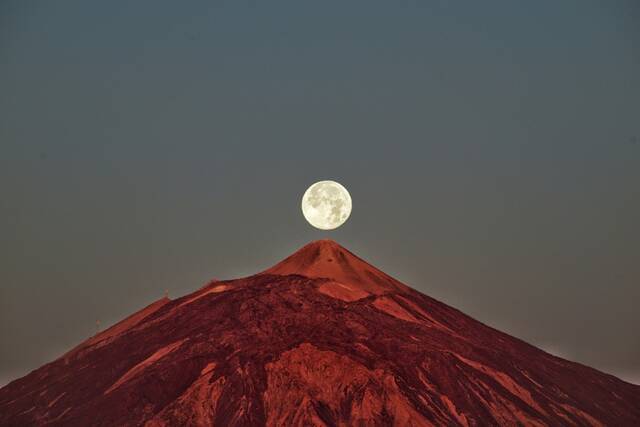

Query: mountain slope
<box><xmin>1</xmin><ymin>240</ymin><xmax>639</xmax><ymax>426</ymax></box>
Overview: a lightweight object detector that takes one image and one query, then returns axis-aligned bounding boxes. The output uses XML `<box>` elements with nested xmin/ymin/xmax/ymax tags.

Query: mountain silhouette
<box><xmin>1</xmin><ymin>240</ymin><xmax>639</xmax><ymax>426</ymax></box>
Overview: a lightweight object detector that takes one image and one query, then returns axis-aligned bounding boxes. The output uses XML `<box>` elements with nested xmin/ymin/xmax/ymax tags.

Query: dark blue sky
<box><xmin>1</xmin><ymin>1</ymin><xmax>639</xmax><ymax>385</ymax></box>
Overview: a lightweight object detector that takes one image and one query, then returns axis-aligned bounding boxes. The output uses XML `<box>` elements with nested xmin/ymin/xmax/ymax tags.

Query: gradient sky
<box><xmin>1</xmin><ymin>1</ymin><xmax>639</xmax><ymax>386</ymax></box>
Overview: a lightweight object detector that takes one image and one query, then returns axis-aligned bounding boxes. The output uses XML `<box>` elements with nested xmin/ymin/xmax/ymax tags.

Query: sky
<box><xmin>1</xmin><ymin>1</ymin><xmax>639</xmax><ymax>386</ymax></box>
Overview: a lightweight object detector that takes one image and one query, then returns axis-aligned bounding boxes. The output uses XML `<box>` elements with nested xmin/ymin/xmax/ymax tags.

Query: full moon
<box><xmin>301</xmin><ymin>180</ymin><xmax>352</xmax><ymax>230</ymax></box>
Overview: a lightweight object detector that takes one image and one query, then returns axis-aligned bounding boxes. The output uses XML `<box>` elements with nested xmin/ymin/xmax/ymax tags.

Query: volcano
<box><xmin>1</xmin><ymin>240</ymin><xmax>639</xmax><ymax>426</ymax></box>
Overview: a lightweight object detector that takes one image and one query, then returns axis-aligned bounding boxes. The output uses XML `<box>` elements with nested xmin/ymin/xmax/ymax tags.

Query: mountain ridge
<box><xmin>1</xmin><ymin>240</ymin><xmax>639</xmax><ymax>426</ymax></box>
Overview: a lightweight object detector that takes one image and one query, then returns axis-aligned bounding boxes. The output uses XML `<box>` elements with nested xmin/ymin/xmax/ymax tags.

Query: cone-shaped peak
<box><xmin>286</xmin><ymin>239</ymin><xmax>350</xmax><ymax>259</ymax></box>
<box><xmin>4</xmin><ymin>239</ymin><xmax>640</xmax><ymax>426</ymax></box>
<box><xmin>263</xmin><ymin>240</ymin><xmax>407</xmax><ymax>294</ymax></box>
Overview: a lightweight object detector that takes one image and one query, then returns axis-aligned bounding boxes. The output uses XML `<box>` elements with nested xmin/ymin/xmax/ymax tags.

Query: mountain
<box><xmin>1</xmin><ymin>240</ymin><xmax>639</xmax><ymax>426</ymax></box>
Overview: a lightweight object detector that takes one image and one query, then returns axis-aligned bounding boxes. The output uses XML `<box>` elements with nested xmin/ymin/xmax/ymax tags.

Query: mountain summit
<box><xmin>1</xmin><ymin>240</ymin><xmax>639</xmax><ymax>426</ymax></box>
<box><xmin>263</xmin><ymin>239</ymin><xmax>408</xmax><ymax>294</ymax></box>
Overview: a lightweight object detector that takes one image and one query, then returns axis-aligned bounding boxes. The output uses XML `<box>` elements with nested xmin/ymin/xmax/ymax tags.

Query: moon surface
<box><xmin>301</xmin><ymin>181</ymin><xmax>352</xmax><ymax>230</ymax></box>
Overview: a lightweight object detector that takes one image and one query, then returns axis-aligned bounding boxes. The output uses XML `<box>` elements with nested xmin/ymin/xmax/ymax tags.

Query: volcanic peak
<box><xmin>263</xmin><ymin>239</ymin><xmax>407</xmax><ymax>294</ymax></box>
<box><xmin>2</xmin><ymin>240</ymin><xmax>640</xmax><ymax>426</ymax></box>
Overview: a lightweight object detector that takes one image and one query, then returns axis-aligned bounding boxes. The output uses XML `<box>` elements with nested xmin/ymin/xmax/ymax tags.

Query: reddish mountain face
<box><xmin>1</xmin><ymin>240</ymin><xmax>639</xmax><ymax>426</ymax></box>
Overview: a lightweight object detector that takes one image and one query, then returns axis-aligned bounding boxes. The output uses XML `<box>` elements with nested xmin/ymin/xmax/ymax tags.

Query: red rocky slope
<box><xmin>1</xmin><ymin>240</ymin><xmax>639</xmax><ymax>426</ymax></box>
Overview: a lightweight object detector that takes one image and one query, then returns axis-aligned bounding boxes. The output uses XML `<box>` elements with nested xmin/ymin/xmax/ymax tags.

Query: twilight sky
<box><xmin>1</xmin><ymin>1</ymin><xmax>639</xmax><ymax>386</ymax></box>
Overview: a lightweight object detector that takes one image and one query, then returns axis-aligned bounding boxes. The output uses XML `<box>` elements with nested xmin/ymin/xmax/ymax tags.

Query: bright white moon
<box><xmin>301</xmin><ymin>180</ymin><xmax>352</xmax><ymax>230</ymax></box>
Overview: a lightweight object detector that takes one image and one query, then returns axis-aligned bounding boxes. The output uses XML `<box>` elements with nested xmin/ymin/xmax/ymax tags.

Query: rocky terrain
<box><xmin>1</xmin><ymin>239</ymin><xmax>639</xmax><ymax>426</ymax></box>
